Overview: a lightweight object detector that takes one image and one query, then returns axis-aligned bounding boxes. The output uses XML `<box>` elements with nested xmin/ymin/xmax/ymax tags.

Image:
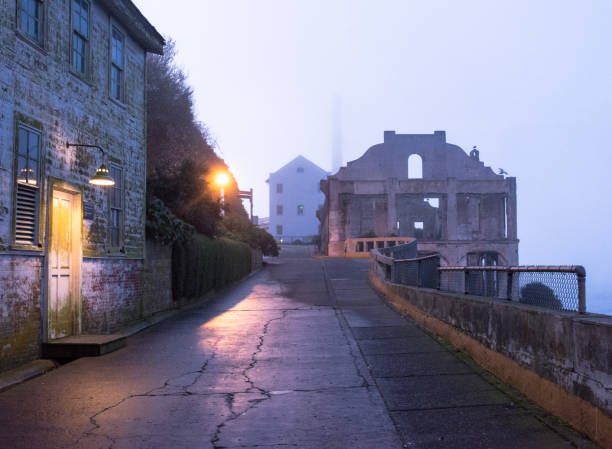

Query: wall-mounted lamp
<box><xmin>66</xmin><ymin>142</ymin><xmax>115</xmax><ymax>186</ymax></box>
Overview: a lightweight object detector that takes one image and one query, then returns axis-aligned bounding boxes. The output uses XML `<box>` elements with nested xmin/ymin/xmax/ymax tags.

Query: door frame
<box><xmin>44</xmin><ymin>179</ymin><xmax>83</xmax><ymax>341</ymax></box>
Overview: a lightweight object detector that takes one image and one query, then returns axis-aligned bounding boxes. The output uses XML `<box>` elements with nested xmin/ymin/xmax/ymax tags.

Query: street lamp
<box><xmin>215</xmin><ymin>172</ymin><xmax>230</xmax><ymax>216</ymax></box>
<box><xmin>66</xmin><ymin>142</ymin><xmax>115</xmax><ymax>186</ymax></box>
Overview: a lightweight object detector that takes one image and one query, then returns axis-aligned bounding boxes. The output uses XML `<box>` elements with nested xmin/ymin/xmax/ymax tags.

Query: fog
<box><xmin>133</xmin><ymin>0</ymin><xmax>611</xmax><ymax>314</ymax></box>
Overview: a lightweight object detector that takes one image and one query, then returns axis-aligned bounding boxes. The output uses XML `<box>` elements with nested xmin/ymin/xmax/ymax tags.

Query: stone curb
<box><xmin>0</xmin><ymin>359</ymin><xmax>58</xmax><ymax>393</ymax></box>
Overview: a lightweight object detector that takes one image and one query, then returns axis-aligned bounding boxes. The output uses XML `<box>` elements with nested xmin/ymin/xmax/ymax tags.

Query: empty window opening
<box><xmin>414</xmin><ymin>221</ymin><xmax>424</xmax><ymax>239</ymax></box>
<box><xmin>376</xmin><ymin>241</ymin><xmax>385</xmax><ymax>249</ymax></box>
<box><xmin>424</xmin><ymin>197</ymin><xmax>439</xmax><ymax>208</ymax></box>
<box><xmin>276</xmin><ymin>225</ymin><xmax>283</xmax><ymax>235</ymax></box>
<box><xmin>276</xmin><ymin>204</ymin><xmax>283</xmax><ymax>216</ymax></box>
<box><xmin>504</xmin><ymin>196</ymin><xmax>508</xmax><ymax>238</ymax></box>
<box><xmin>297</xmin><ymin>204</ymin><xmax>304</xmax><ymax>215</ymax></box>
<box><xmin>408</xmin><ymin>154</ymin><xmax>423</xmax><ymax>179</ymax></box>
<box><xmin>276</xmin><ymin>183</ymin><xmax>283</xmax><ymax>193</ymax></box>
<box><xmin>366</xmin><ymin>241</ymin><xmax>374</xmax><ymax>251</ymax></box>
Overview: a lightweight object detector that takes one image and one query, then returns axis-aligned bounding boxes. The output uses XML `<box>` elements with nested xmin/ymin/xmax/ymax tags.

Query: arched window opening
<box><xmin>408</xmin><ymin>154</ymin><xmax>423</xmax><ymax>179</ymax></box>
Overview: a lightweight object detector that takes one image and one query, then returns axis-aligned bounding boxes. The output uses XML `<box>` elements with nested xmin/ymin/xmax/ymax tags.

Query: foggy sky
<box><xmin>133</xmin><ymin>0</ymin><xmax>611</xmax><ymax>313</ymax></box>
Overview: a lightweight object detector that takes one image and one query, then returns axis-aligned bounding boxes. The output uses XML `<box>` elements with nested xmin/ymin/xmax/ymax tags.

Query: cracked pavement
<box><xmin>0</xmin><ymin>246</ymin><xmax>599</xmax><ymax>448</ymax></box>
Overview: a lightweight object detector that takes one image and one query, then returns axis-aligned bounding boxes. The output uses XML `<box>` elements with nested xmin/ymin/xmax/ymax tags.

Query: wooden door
<box><xmin>49</xmin><ymin>189</ymin><xmax>78</xmax><ymax>339</ymax></box>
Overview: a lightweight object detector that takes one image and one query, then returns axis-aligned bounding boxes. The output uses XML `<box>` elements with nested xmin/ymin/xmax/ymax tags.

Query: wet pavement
<box><xmin>0</xmin><ymin>246</ymin><xmax>597</xmax><ymax>448</ymax></box>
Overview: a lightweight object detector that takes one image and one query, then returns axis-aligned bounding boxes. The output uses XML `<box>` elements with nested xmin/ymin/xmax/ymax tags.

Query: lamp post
<box><xmin>215</xmin><ymin>172</ymin><xmax>230</xmax><ymax>216</ymax></box>
<box><xmin>66</xmin><ymin>142</ymin><xmax>115</xmax><ymax>186</ymax></box>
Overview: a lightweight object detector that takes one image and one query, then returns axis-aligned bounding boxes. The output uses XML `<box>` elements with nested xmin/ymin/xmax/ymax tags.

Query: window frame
<box><xmin>276</xmin><ymin>224</ymin><xmax>283</xmax><ymax>235</ymax></box>
<box><xmin>276</xmin><ymin>204</ymin><xmax>283</xmax><ymax>216</ymax></box>
<box><xmin>297</xmin><ymin>204</ymin><xmax>304</xmax><ymax>216</ymax></box>
<box><xmin>107</xmin><ymin>161</ymin><xmax>124</xmax><ymax>252</ymax></box>
<box><xmin>16</xmin><ymin>0</ymin><xmax>46</xmax><ymax>49</ymax></box>
<box><xmin>276</xmin><ymin>183</ymin><xmax>283</xmax><ymax>193</ymax></box>
<box><xmin>70</xmin><ymin>0</ymin><xmax>91</xmax><ymax>79</ymax></box>
<box><xmin>109</xmin><ymin>23</ymin><xmax>126</xmax><ymax>103</ymax></box>
<box><xmin>12</xmin><ymin>120</ymin><xmax>43</xmax><ymax>250</ymax></box>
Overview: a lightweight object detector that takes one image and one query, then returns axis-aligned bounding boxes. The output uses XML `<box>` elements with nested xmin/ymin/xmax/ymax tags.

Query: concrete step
<box><xmin>41</xmin><ymin>334</ymin><xmax>126</xmax><ymax>358</ymax></box>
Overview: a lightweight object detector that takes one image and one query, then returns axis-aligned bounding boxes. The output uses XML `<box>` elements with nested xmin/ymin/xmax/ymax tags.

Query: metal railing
<box><xmin>438</xmin><ymin>266</ymin><xmax>586</xmax><ymax>313</ymax></box>
<box><xmin>372</xmin><ymin>243</ymin><xmax>587</xmax><ymax>313</ymax></box>
<box><xmin>372</xmin><ymin>248</ymin><xmax>439</xmax><ymax>289</ymax></box>
<box><xmin>346</xmin><ymin>237</ymin><xmax>415</xmax><ymax>256</ymax></box>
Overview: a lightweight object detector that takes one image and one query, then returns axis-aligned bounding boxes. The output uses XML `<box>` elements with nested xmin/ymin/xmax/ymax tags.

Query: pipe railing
<box><xmin>372</xmin><ymin>244</ymin><xmax>586</xmax><ymax>313</ymax></box>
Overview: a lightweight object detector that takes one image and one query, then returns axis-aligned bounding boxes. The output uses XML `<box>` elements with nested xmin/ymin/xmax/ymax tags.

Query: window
<box><xmin>72</xmin><ymin>0</ymin><xmax>89</xmax><ymax>76</ymax></box>
<box><xmin>408</xmin><ymin>154</ymin><xmax>423</xmax><ymax>179</ymax></box>
<box><xmin>297</xmin><ymin>167</ymin><xmax>304</xmax><ymax>173</ymax></box>
<box><xmin>424</xmin><ymin>197</ymin><xmax>439</xmax><ymax>208</ymax></box>
<box><xmin>276</xmin><ymin>225</ymin><xmax>283</xmax><ymax>235</ymax></box>
<box><xmin>18</xmin><ymin>0</ymin><xmax>43</xmax><ymax>45</ymax></box>
<box><xmin>297</xmin><ymin>204</ymin><xmax>304</xmax><ymax>215</ymax></box>
<box><xmin>110</xmin><ymin>26</ymin><xmax>124</xmax><ymax>101</ymax></box>
<box><xmin>414</xmin><ymin>221</ymin><xmax>424</xmax><ymax>239</ymax></box>
<box><xmin>276</xmin><ymin>183</ymin><xmax>283</xmax><ymax>193</ymax></box>
<box><xmin>109</xmin><ymin>163</ymin><xmax>123</xmax><ymax>249</ymax></box>
<box><xmin>14</xmin><ymin>125</ymin><xmax>41</xmax><ymax>246</ymax></box>
<box><xmin>276</xmin><ymin>204</ymin><xmax>283</xmax><ymax>216</ymax></box>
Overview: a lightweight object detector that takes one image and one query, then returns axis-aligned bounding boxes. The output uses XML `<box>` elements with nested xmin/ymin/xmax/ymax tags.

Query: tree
<box><xmin>146</xmin><ymin>40</ymin><xmax>231</xmax><ymax>236</ymax></box>
<box><xmin>520</xmin><ymin>282</ymin><xmax>563</xmax><ymax>310</ymax></box>
<box><xmin>145</xmin><ymin>38</ymin><xmax>278</xmax><ymax>254</ymax></box>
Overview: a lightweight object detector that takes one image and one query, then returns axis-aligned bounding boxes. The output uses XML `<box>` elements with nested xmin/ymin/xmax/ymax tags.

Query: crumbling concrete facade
<box><xmin>319</xmin><ymin>131</ymin><xmax>518</xmax><ymax>266</ymax></box>
<box><xmin>0</xmin><ymin>0</ymin><xmax>163</xmax><ymax>370</ymax></box>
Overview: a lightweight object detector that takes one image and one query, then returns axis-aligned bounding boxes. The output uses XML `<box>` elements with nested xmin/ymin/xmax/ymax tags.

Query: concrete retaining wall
<box><xmin>370</xmin><ymin>269</ymin><xmax>612</xmax><ymax>448</ymax></box>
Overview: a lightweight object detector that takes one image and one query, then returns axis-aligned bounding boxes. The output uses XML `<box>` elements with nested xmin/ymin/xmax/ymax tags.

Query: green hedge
<box><xmin>172</xmin><ymin>233</ymin><xmax>252</xmax><ymax>300</ymax></box>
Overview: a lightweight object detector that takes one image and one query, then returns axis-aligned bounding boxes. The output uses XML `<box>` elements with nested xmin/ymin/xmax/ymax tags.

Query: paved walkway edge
<box><xmin>0</xmin><ymin>359</ymin><xmax>58</xmax><ymax>393</ymax></box>
<box><xmin>369</xmin><ymin>272</ymin><xmax>610</xmax><ymax>449</ymax></box>
<box><xmin>0</xmin><ymin>267</ymin><xmax>264</xmax><ymax>393</ymax></box>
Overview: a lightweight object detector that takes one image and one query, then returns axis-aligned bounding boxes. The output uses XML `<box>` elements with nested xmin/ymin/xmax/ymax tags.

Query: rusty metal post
<box><xmin>506</xmin><ymin>270</ymin><xmax>513</xmax><ymax>301</ymax></box>
<box><xmin>249</xmin><ymin>188</ymin><xmax>253</xmax><ymax>223</ymax></box>
<box><xmin>577</xmin><ymin>266</ymin><xmax>586</xmax><ymax>314</ymax></box>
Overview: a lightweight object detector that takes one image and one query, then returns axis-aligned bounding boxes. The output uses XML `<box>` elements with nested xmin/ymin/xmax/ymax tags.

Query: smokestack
<box><xmin>331</xmin><ymin>95</ymin><xmax>342</xmax><ymax>173</ymax></box>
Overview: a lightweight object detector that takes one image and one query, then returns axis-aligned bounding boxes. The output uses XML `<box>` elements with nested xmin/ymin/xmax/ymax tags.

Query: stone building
<box><xmin>267</xmin><ymin>155</ymin><xmax>328</xmax><ymax>243</ymax></box>
<box><xmin>319</xmin><ymin>131</ymin><xmax>518</xmax><ymax>266</ymax></box>
<box><xmin>0</xmin><ymin>0</ymin><xmax>163</xmax><ymax>370</ymax></box>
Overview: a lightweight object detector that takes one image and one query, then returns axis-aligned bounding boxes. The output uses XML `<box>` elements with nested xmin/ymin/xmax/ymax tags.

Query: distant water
<box><xmin>589</xmin><ymin>292</ymin><xmax>612</xmax><ymax>315</ymax></box>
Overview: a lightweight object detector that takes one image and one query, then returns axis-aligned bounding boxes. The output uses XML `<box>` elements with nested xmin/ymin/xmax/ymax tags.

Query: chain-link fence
<box><xmin>438</xmin><ymin>266</ymin><xmax>586</xmax><ymax>313</ymax></box>
<box><xmin>372</xmin><ymin>244</ymin><xmax>586</xmax><ymax>313</ymax></box>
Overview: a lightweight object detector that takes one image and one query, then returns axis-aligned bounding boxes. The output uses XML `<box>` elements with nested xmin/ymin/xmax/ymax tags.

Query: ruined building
<box><xmin>0</xmin><ymin>0</ymin><xmax>163</xmax><ymax>370</ymax></box>
<box><xmin>319</xmin><ymin>131</ymin><xmax>518</xmax><ymax>266</ymax></box>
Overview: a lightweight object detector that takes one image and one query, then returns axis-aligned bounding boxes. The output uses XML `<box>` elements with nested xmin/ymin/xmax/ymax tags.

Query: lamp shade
<box><xmin>89</xmin><ymin>164</ymin><xmax>115</xmax><ymax>186</ymax></box>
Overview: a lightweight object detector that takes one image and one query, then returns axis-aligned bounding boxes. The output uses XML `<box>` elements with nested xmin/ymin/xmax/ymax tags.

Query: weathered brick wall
<box><xmin>0</xmin><ymin>256</ymin><xmax>42</xmax><ymax>371</ymax></box>
<box><xmin>0</xmin><ymin>0</ymin><xmax>153</xmax><ymax>368</ymax></box>
<box><xmin>81</xmin><ymin>258</ymin><xmax>143</xmax><ymax>333</ymax></box>
<box><xmin>142</xmin><ymin>240</ymin><xmax>173</xmax><ymax>317</ymax></box>
<box><xmin>0</xmin><ymin>2</ymin><xmax>148</xmax><ymax>255</ymax></box>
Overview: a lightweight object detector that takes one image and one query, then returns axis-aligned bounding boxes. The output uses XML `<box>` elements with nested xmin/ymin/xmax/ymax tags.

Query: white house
<box><xmin>267</xmin><ymin>155</ymin><xmax>328</xmax><ymax>243</ymax></box>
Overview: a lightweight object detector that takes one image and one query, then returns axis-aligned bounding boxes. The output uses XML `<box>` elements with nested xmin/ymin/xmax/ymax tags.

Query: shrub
<box><xmin>172</xmin><ymin>233</ymin><xmax>252</xmax><ymax>300</ymax></box>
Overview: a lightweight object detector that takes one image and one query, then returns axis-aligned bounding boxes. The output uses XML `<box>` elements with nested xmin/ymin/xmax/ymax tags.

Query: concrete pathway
<box><xmin>0</xmin><ymin>246</ymin><xmax>597</xmax><ymax>448</ymax></box>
